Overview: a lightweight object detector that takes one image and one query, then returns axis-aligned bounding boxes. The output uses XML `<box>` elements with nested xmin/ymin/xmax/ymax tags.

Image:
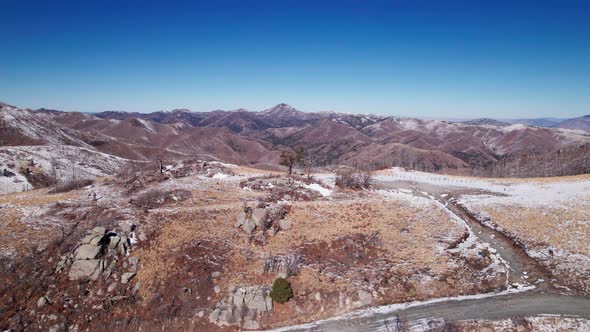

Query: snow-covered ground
<box><xmin>376</xmin><ymin>167</ymin><xmax>590</xmax><ymax>208</ymax></box>
<box><xmin>0</xmin><ymin>170</ymin><xmax>31</xmax><ymax>194</ymax></box>
<box><xmin>0</xmin><ymin>145</ymin><xmax>131</xmax><ymax>194</ymax></box>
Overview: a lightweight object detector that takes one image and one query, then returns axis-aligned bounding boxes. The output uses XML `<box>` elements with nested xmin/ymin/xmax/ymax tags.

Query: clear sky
<box><xmin>1</xmin><ymin>0</ymin><xmax>589</xmax><ymax>118</ymax></box>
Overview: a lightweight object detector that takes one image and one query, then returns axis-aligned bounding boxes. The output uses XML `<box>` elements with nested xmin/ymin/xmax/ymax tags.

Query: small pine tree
<box><xmin>279</xmin><ymin>146</ymin><xmax>304</xmax><ymax>175</ymax></box>
<box><xmin>269</xmin><ymin>277</ymin><xmax>293</xmax><ymax>304</ymax></box>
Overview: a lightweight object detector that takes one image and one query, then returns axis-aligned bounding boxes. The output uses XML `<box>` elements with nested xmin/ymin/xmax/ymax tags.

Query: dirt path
<box><xmin>266</xmin><ymin>179</ymin><xmax>590</xmax><ymax>331</ymax></box>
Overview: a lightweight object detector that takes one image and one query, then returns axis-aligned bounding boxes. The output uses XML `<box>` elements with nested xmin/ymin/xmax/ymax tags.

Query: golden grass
<box><xmin>485</xmin><ymin>204</ymin><xmax>590</xmax><ymax>256</ymax></box>
<box><xmin>0</xmin><ymin>207</ymin><xmax>59</xmax><ymax>254</ymax></box>
<box><xmin>0</xmin><ymin>188</ymin><xmax>76</xmax><ymax>206</ymax></box>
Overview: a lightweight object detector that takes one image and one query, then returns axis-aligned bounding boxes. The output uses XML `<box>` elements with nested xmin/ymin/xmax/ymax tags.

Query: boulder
<box><xmin>278</xmin><ymin>219</ymin><xmax>292</xmax><ymax>231</ymax></box>
<box><xmin>92</xmin><ymin>227</ymin><xmax>106</xmax><ymax>236</ymax></box>
<box><xmin>107</xmin><ymin>282</ymin><xmax>117</xmax><ymax>293</ymax></box>
<box><xmin>89</xmin><ymin>235</ymin><xmax>103</xmax><ymax>246</ymax></box>
<box><xmin>108</xmin><ymin>236</ymin><xmax>121</xmax><ymax>249</ymax></box>
<box><xmin>102</xmin><ymin>260</ymin><xmax>117</xmax><ymax>278</ymax></box>
<box><xmin>232</xmin><ymin>286</ymin><xmax>272</xmax><ymax>312</ymax></box>
<box><xmin>133</xmin><ymin>282</ymin><xmax>142</xmax><ymax>294</ymax></box>
<box><xmin>37</xmin><ymin>296</ymin><xmax>48</xmax><ymax>308</ymax></box>
<box><xmin>242</xmin><ymin>309</ymin><xmax>259</xmax><ymax>330</ymax></box>
<box><xmin>357</xmin><ymin>289</ymin><xmax>373</xmax><ymax>306</ymax></box>
<box><xmin>209</xmin><ymin>300</ymin><xmax>237</xmax><ymax>326</ymax></box>
<box><xmin>79</xmin><ymin>234</ymin><xmax>96</xmax><ymax>244</ymax></box>
<box><xmin>211</xmin><ymin>286</ymin><xmax>272</xmax><ymax>328</ymax></box>
<box><xmin>243</xmin><ymin>219</ymin><xmax>256</xmax><ymax>234</ymax></box>
<box><xmin>49</xmin><ymin>323</ymin><xmax>66</xmax><ymax>332</ymax></box>
<box><xmin>74</xmin><ymin>244</ymin><xmax>101</xmax><ymax>260</ymax></box>
<box><xmin>121</xmin><ymin>272</ymin><xmax>136</xmax><ymax>284</ymax></box>
<box><xmin>251</xmin><ymin>208</ymin><xmax>268</xmax><ymax>228</ymax></box>
<box><xmin>128</xmin><ymin>257</ymin><xmax>139</xmax><ymax>272</ymax></box>
<box><xmin>69</xmin><ymin>259</ymin><xmax>101</xmax><ymax>280</ymax></box>
<box><xmin>235</xmin><ymin>212</ymin><xmax>246</xmax><ymax>228</ymax></box>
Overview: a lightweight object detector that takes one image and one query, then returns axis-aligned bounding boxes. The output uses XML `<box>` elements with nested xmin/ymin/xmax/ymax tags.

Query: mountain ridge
<box><xmin>2</xmin><ymin>101</ymin><xmax>590</xmax><ymax>177</ymax></box>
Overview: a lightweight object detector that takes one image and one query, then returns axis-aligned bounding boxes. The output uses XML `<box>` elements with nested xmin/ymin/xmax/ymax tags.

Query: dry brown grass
<box><xmin>466</xmin><ymin>197</ymin><xmax>590</xmax><ymax>293</ymax></box>
<box><xmin>485</xmin><ymin>205</ymin><xmax>590</xmax><ymax>256</ymax></box>
<box><xmin>0</xmin><ymin>207</ymin><xmax>59</xmax><ymax>254</ymax></box>
<box><xmin>0</xmin><ymin>188</ymin><xmax>76</xmax><ymax>206</ymax></box>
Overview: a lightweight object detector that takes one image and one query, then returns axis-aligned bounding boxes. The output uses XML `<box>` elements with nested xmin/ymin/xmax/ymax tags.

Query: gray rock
<box><xmin>242</xmin><ymin>309</ymin><xmax>259</xmax><ymax>329</ymax></box>
<box><xmin>233</xmin><ymin>286</ymin><xmax>272</xmax><ymax>312</ymax></box>
<box><xmin>118</xmin><ymin>237</ymin><xmax>128</xmax><ymax>254</ymax></box>
<box><xmin>357</xmin><ymin>289</ymin><xmax>372</xmax><ymax>306</ymax></box>
<box><xmin>235</xmin><ymin>212</ymin><xmax>246</xmax><ymax>228</ymax></box>
<box><xmin>69</xmin><ymin>259</ymin><xmax>101</xmax><ymax>281</ymax></box>
<box><xmin>89</xmin><ymin>235</ymin><xmax>103</xmax><ymax>246</ymax></box>
<box><xmin>107</xmin><ymin>282</ymin><xmax>117</xmax><ymax>293</ymax></box>
<box><xmin>55</xmin><ymin>256</ymin><xmax>69</xmax><ymax>273</ymax></box>
<box><xmin>103</xmin><ymin>259</ymin><xmax>117</xmax><ymax>278</ymax></box>
<box><xmin>92</xmin><ymin>226</ymin><xmax>106</xmax><ymax>236</ymax></box>
<box><xmin>243</xmin><ymin>218</ymin><xmax>256</xmax><ymax>234</ymax></box>
<box><xmin>209</xmin><ymin>300</ymin><xmax>236</xmax><ymax>326</ymax></box>
<box><xmin>37</xmin><ymin>296</ymin><xmax>47</xmax><ymax>308</ymax></box>
<box><xmin>121</xmin><ymin>272</ymin><xmax>136</xmax><ymax>284</ymax></box>
<box><xmin>214</xmin><ymin>285</ymin><xmax>221</xmax><ymax>294</ymax></box>
<box><xmin>49</xmin><ymin>323</ymin><xmax>66</xmax><ymax>332</ymax></box>
<box><xmin>133</xmin><ymin>282</ymin><xmax>142</xmax><ymax>294</ymax></box>
<box><xmin>74</xmin><ymin>244</ymin><xmax>101</xmax><ymax>260</ymax></box>
<box><xmin>278</xmin><ymin>219</ymin><xmax>292</xmax><ymax>231</ymax></box>
<box><xmin>251</xmin><ymin>208</ymin><xmax>268</xmax><ymax>228</ymax></box>
<box><xmin>108</xmin><ymin>236</ymin><xmax>121</xmax><ymax>249</ymax></box>
<box><xmin>138</xmin><ymin>232</ymin><xmax>147</xmax><ymax>242</ymax></box>
<box><xmin>79</xmin><ymin>234</ymin><xmax>96</xmax><ymax>244</ymax></box>
<box><xmin>128</xmin><ymin>257</ymin><xmax>139</xmax><ymax>272</ymax></box>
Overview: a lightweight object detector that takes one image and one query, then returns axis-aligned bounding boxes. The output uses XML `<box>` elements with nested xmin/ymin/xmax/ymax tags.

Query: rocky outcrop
<box><xmin>74</xmin><ymin>244</ymin><xmax>101</xmax><ymax>260</ymax></box>
<box><xmin>61</xmin><ymin>226</ymin><xmax>139</xmax><ymax>282</ymax></box>
<box><xmin>251</xmin><ymin>208</ymin><xmax>269</xmax><ymax>228</ymax></box>
<box><xmin>69</xmin><ymin>259</ymin><xmax>102</xmax><ymax>281</ymax></box>
<box><xmin>209</xmin><ymin>285</ymin><xmax>273</xmax><ymax>329</ymax></box>
<box><xmin>235</xmin><ymin>203</ymin><xmax>292</xmax><ymax>236</ymax></box>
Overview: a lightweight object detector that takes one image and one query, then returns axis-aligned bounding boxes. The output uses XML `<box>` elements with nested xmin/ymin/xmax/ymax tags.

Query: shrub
<box><xmin>269</xmin><ymin>277</ymin><xmax>293</xmax><ymax>304</ymax></box>
<box><xmin>335</xmin><ymin>169</ymin><xmax>371</xmax><ymax>190</ymax></box>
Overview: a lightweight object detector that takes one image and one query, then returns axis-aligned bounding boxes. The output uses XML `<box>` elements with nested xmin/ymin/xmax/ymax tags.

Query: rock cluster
<box><xmin>55</xmin><ymin>226</ymin><xmax>139</xmax><ymax>284</ymax></box>
<box><xmin>235</xmin><ymin>203</ymin><xmax>291</xmax><ymax>235</ymax></box>
<box><xmin>262</xmin><ymin>254</ymin><xmax>301</xmax><ymax>277</ymax></box>
<box><xmin>209</xmin><ymin>285</ymin><xmax>273</xmax><ymax>329</ymax></box>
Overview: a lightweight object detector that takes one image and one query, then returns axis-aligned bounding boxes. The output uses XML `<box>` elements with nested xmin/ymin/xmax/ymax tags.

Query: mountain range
<box><xmin>1</xmin><ymin>102</ymin><xmax>589</xmax><ymax>177</ymax></box>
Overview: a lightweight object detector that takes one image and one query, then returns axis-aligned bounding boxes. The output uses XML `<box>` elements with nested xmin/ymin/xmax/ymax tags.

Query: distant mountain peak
<box><xmin>463</xmin><ymin>118</ymin><xmax>510</xmax><ymax>127</ymax></box>
<box><xmin>263</xmin><ymin>103</ymin><xmax>302</xmax><ymax>115</ymax></box>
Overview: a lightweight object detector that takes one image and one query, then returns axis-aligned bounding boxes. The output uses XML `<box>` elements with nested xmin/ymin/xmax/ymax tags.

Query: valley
<box><xmin>1</xmin><ymin>102</ymin><xmax>590</xmax><ymax>331</ymax></box>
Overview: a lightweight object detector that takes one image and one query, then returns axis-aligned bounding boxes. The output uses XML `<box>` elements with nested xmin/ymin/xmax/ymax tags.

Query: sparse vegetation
<box><xmin>279</xmin><ymin>146</ymin><xmax>304</xmax><ymax>175</ymax></box>
<box><xmin>335</xmin><ymin>168</ymin><xmax>371</xmax><ymax>189</ymax></box>
<box><xmin>269</xmin><ymin>277</ymin><xmax>293</xmax><ymax>304</ymax></box>
<box><xmin>130</xmin><ymin>188</ymin><xmax>191</xmax><ymax>209</ymax></box>
<box><xmin>48</xmin><ymin>178</ymin><xmax>94</xmax><ymax>193</ymax></box>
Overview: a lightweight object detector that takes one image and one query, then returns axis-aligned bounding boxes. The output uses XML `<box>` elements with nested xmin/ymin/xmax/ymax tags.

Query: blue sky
<box><xmin>1</xmin><ymin>0</ymin><xmax>589</xmax><ymax>118</ymax></box>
